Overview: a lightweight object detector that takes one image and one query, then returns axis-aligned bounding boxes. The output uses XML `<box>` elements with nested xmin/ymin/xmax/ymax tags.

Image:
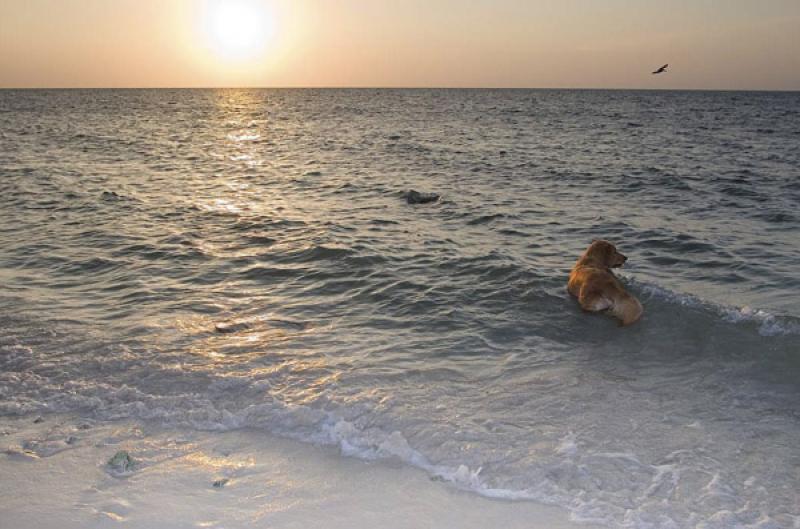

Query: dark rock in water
<box><xmin>405</xmin><ymin>190</ymin><xmax>440</xmax><ymax>205</ymax></box>
<box><xmin>108</xmin><ymin>450</ymin><xmax>135</xmax><ymax>473</ymax></box>
<box><xmin>214</xmin><ymin>321</ymin><xmax>251</xmax><ymax>334</ymax></box>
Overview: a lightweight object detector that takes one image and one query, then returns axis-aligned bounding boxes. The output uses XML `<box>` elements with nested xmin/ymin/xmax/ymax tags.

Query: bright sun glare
<box><xmin>203</xmin><ymin>0</ymin><xmax>274</xmax><ymax>61</ymax></box>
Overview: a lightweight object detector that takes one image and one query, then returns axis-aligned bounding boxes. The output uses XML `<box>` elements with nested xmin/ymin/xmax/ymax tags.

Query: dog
<box><xmin>568</xmin><ymin>240</ymin><xmax>643</xmax><ymax>326</ymax></box>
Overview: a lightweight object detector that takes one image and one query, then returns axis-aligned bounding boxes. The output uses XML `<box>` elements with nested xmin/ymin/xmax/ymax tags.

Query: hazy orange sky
<box><xmin>1</xmin><ymin>0</ymin><xmax>799</xmax><ymax>90</ymax></box>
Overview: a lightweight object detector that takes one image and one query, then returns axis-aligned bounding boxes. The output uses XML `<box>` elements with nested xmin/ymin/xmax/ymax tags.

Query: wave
<box><xmin>628</xmin><ymin>277</ymin><xmax>800</xmax><ymax>337</ymax></box>
<box><xmin>0</xmin><ymin>348</ymin><xmax>613</xmax><ymax>525</ymax></box>
<box><xmin>1</xmin><ymin>279</ymin><xmax>797</xmax><ymax>529</ymax></box>
<box><xmin>0</xmin><ymin>361</ymin><xmax>783</xmax><ymax>529</ymax></box>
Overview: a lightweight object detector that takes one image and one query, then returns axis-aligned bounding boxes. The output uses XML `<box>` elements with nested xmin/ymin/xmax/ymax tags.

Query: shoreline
<box><xmin>0</xmin><ymin>414</ymin><xmax>601</xmax><ymax>529</ymax></box>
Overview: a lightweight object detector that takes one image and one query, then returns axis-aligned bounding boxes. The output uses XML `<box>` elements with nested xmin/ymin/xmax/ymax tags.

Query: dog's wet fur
<box><xmin>568</xmin><ymin>240</ymin><xmax>643</xmax><ymax>326</ymax></box>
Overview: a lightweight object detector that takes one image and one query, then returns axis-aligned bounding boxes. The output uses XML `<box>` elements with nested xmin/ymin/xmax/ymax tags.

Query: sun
<box><xmin>202</xmin><ymin>0</ymin><xmax>275</xmax><ymax>61</ymax></box>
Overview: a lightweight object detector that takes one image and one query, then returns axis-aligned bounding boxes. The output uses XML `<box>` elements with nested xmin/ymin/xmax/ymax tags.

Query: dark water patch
<box><xmin>436</xmin><ymin>253</ymin><xmax>541</xmax><ymax>286</ymax></box>
<box><xmin>240</xmin><ymin>264</ymin><xmax>310</xmax><ymax>281</ymax></box>
<box><xmin>111</xmin><ymin>243</ymin><xmax>207</xmax><ymax>262</ymax></box>
<box><xmin>299</xmin><ymin>277</ymin><xmax>369</xmax><ymax>297</ymax></box>
<box><xmin>334</xmin><ymin>182</ymin><xmax>356</xmax><ymax>192</ymax></box>
<box><xmin>159</xmin><ymin>233</ymin><xmax>199</xmax><ymax>246</ymax></box>
<box><xmin>231</xmin><ymin>217</ymin><xmax>308</xmax><ymax>232</ymax></box>
<box><xmin>621</xmin><ymin>180</ymin><xmax>644</xmax><ymax>191</ymax></box>
<box><xmin>572</xmin><ymin>220</ymin><xmax>635</xmax><ymax>239</ymax></box>
<box><xmin>357</xmin><ymin>278</ymin><xmax>437</xmax><ymax>306</ymax></box>
<box><xmin>466</xmin><ymin>213</ymin><xmax>508</xmax><ymax>225</ymax></box>
<box><xmin>644</xmin><ymin>255</ymin><xmax>682</xmax><ymax>267</ymax></box>
<box><xmin>655</xmin><ymin>175</ymin><xmax>692</xmax><ymax>190</ymax></box>
<box><xmin>369</xmin><ymin>219</ymin><xmax>399</xmax><ymax>226</ymax></box>
<box><xmin>497</xmin><ymin>228</ymin><xmax>526</xmax><ymax>237</ymax></box>
<box><xmin>752</xmin><ymin>210</ymin><xmax>796</xmax><ymax>224</ymax></box>
<box><xmin>633</xmin><ymin>231</ymin><xmax>720</xmax><ymax>255</ymax></box>
<box><xmin>53</xmin><ymin>257</ymin><xmax>123</xmax><ymax>275</ymax></box>
<box><xmin>717</xmin><ymin>198</ymin><xmax>751</xmax><ymax>209</ymax></box>
<box><xmin>241</xmin><ymin>234</ymin><xmax>278</xmax><ymax>246</ymax></box>
<box><xmin>718</xmin><ymin>185</ymin><xmax>767</xmax><ymax>201</ymax></box>
<box><xmin>272</xmin><ymin>244</ymin><xmax>354</xmax><ymax>265</ymax></box>
<box><xmin>695</xmin><ymin>271</ymin><xmax>749</xmax><ymax>283</ymax></box>
<box><xmin>693</xmin><ymin>258</ymin><xmax>749</xmax><ymax>270</ymax></box>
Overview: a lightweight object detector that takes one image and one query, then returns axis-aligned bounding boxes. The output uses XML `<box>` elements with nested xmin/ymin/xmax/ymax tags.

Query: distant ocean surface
<box><xmin>1</xmin><ymin>89</ymin><xmax>799</xmax><ymax>528</ymax></box>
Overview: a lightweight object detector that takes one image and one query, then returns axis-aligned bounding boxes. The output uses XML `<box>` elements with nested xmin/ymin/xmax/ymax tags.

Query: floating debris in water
<box><xmin>214</xmin><ymin>321</ymin><xmax>251</xmax><ymax>334</ymax></box>
<box><xmin>405</xmin><ymin>190</ymin><xmax>440</xmax><ymax>204</ymax></box>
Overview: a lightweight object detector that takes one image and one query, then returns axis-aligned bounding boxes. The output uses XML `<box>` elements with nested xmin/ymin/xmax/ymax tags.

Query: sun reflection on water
<box><xmin>171</xmin><ymin>314</ymin><xmax>314</xmax><ymax>365</ymax></box>
<box><xmin>169</xmin><ymin>314</ymin><xmax>340</xmax><ymax>408</ymax></box>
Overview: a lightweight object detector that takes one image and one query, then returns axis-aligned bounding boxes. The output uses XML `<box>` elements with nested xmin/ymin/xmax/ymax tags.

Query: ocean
<box><xmin>1</xmin><ymin>88</ymin><xmax>798</xmax><ymax>528</ymax></box>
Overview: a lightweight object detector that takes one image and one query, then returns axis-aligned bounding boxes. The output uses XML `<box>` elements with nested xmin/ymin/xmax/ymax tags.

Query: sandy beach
<box><xmin>1</xmin><ymin>415</ymin><xmax>599</xmax><ymax>529</ymax></box>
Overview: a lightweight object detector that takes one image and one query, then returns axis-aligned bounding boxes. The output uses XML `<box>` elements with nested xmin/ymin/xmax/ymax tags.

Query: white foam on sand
<box><xmin>0</xmin><ymin>415</ymin><xmax>600</xmax><ymax>529</ymax></box>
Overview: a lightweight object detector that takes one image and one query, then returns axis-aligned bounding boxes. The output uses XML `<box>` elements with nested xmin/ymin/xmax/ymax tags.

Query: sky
<box><xmin>1</xmin><ymin>0</ymin><xmax>799</xmax><ymax>90</ymax></box>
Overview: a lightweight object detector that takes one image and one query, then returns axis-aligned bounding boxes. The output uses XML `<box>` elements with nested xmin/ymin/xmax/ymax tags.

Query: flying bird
<box><xmin>652</xmin><ymin>64</ymin><xmax>668</xmax><ymax>75</ymax></box>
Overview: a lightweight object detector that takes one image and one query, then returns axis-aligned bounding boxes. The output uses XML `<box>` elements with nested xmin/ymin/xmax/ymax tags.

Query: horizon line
<box><xmin>1</xmin><ymin>86</ymin><xmax>799</xmax><ymax>93</ymax></box>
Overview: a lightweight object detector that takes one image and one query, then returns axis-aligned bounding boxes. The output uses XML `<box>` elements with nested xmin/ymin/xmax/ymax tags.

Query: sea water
<box><xmin>1</xmin><ymin>89</ymin><xmax>799</xmax><ymax>528</ymax></box>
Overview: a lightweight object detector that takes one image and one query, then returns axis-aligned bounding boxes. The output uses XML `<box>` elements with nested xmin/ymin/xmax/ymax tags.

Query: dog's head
<box><xmin>583</xmin><ymin>240</ymin><xmax>627</xmax><ymax>268</ymax></box>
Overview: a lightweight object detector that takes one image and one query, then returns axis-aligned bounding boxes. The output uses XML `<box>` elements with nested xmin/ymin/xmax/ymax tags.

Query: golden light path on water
<box><xmin>160</xmin><ymin>90</ymin><xmax>341</xmax><ymax>415</ymax></box>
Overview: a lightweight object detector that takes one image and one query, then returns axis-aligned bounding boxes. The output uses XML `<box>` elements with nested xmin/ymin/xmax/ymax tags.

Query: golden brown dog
<box><xmin>568</xmin><ymin>240</ymin><xmax>643</xmax><ymax>326</ymax></box>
